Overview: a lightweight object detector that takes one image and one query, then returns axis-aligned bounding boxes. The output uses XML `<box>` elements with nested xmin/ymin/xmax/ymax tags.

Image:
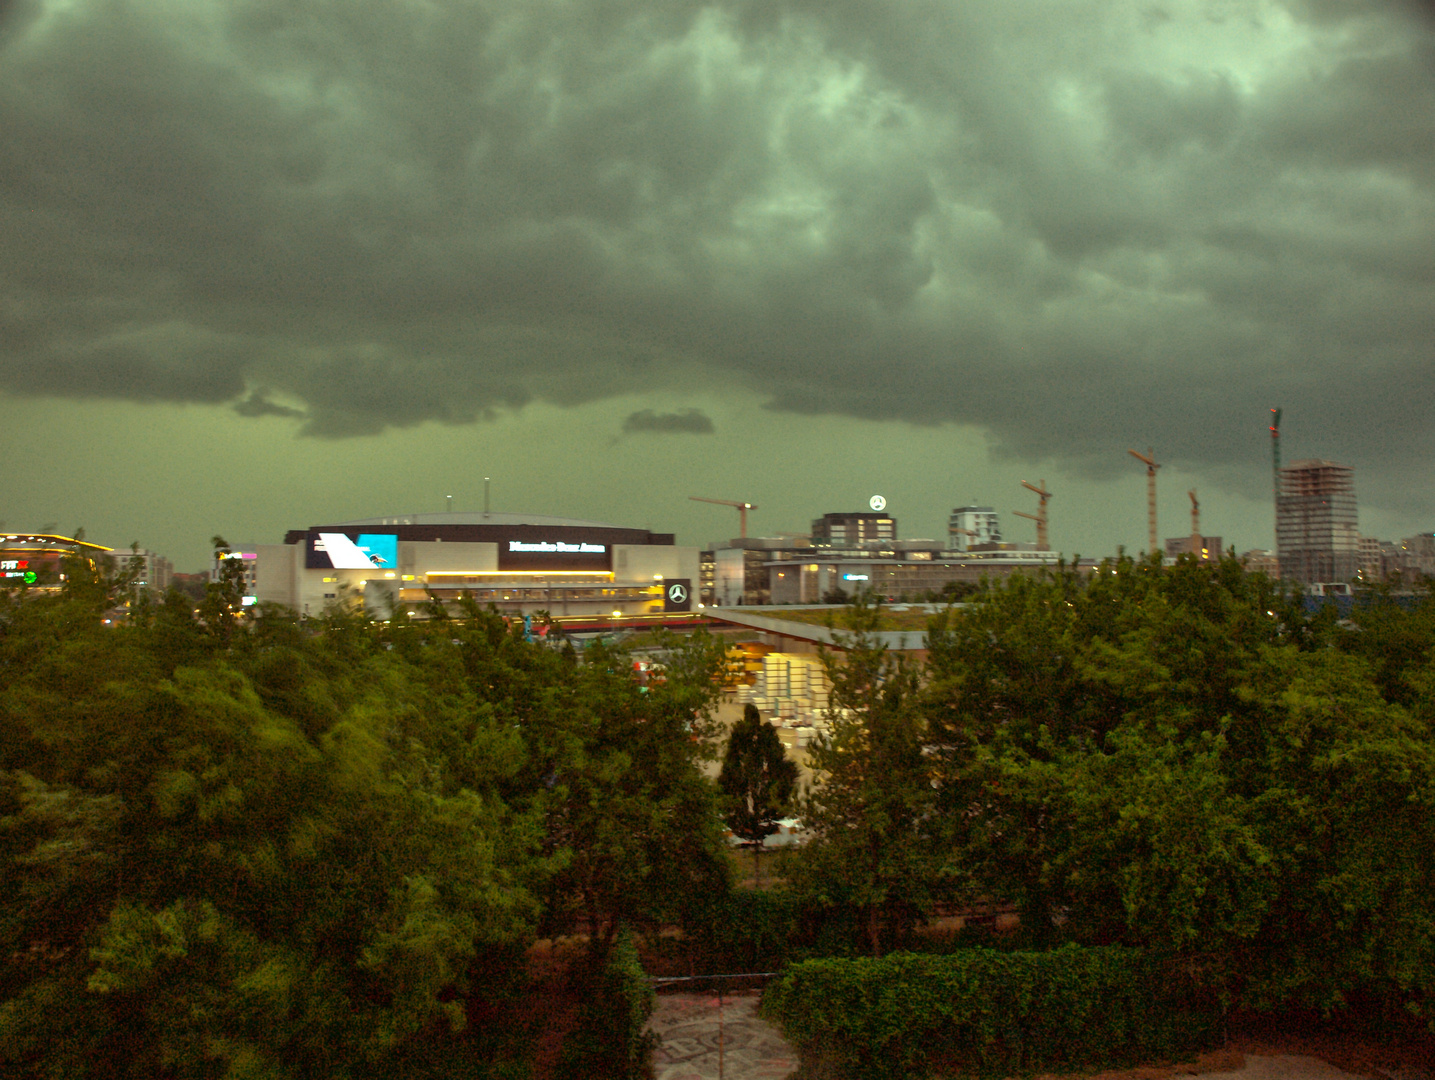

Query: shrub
<box><xmin>760</xmin><ymin>945</ymin><xmax>1220</xmax><ymax>1079</ymax></box>
<box><xmin>554</xmin><ymin>929</ymin><xmax>656</xmax><ymax>1080</ymax></box>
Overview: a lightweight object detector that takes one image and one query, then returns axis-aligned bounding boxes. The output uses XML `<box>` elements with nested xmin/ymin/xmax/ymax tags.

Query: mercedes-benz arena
<box><xmin>249</xmin><ymin>513</ymin><xmax>699</xmax><ymax>621</ymax></box>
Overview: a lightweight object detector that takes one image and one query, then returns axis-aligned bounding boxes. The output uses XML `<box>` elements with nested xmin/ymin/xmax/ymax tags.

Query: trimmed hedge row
<box><xmin>682</xmin><ymin>888</ymin><xmax>806</xmax><ymax>971</ymax></box>
<box><xmin>554</xmin><ymin>930</ymin><xmax>656</xmax><ymax>1080</ymax></box>
<box><xmin>760</xmin><ymin>945</ymin><xmax>1220</xmax><ymax>1079</ymax></box>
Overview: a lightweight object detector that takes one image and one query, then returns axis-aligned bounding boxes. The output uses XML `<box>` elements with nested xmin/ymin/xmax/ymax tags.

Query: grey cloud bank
<box><xmin>622</xmin><ymin>408</ymin><xmax>715</xmax><ymax>435</ymax></box>
<box><xmin>1</xmin><ymin>0</ymin><xmax>1432</xmax><ymax>512</ymax></box>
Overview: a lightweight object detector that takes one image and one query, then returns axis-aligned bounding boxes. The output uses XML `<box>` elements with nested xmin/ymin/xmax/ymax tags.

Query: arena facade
<box><xmin>247</xmin><ymin>512</ymin><xmax>699</xmax><ymax>621</ymax></box>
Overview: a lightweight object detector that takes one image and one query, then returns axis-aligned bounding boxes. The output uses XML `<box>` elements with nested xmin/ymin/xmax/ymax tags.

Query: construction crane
<box><xmin>1013</xmin><ymin>479</ymin><xmax>1052</xmax><ymax>551</ymax></box>
<box><xmin>1127</xmin><ymin>448</ymin><xmax>1160</xmax><ymax>554</ymax></box>
<box><xmin>689</xmin><ymin>496</ymin><xmax>757</xmax><ymax>538</ymax></box>
<box><xmin>1189</xmin><ymin>489</ymin><xmax>1201</xmax><ymax>558</ymax></box>
<box><xmin>1269</xmin><ymin>407</ymin><xmax>1281</xmax><ymax>552</ymax></box>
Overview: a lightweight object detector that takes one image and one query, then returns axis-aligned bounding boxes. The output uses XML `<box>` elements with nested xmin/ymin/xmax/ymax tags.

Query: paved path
<box><xmin>648</xmin><ymin>991</ymin><xmax>796</xmax><ymax>1080</ymax></box>
<box><xmin>1202</xmin><ymin>1055</ymin><xmax>1420</xmax><ymax>1080</ymax></box>
<box><xmin>646</xmin><ymin>996</ymin><xmax>1422</xmax><ymax>1080</ymax></box>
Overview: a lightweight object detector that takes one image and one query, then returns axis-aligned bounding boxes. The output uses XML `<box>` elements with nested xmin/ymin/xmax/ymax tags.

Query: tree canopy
<box><xmin>0</xmin><ymin>569</ymin><xmax>731</xmax><ymax>1078</ymax></box>
<box><xmin>781</xmin><ymin>557</ymin><xmax>1435</xmax><ymax>1026</ymax></box>
<box><xmin>718</xmin><ymin>703</ymin><xmax>798</xmax><ymax>847</ymax></box>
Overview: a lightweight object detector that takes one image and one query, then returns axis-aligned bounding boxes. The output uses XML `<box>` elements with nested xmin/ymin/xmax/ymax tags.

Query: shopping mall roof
<box><xmin>1</xmin><ymin>533</ymin><xmax>112</xmax><ymax>552</ymax></box>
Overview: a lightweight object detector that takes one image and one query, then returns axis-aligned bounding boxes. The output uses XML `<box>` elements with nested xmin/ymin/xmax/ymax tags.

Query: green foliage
<box><xmin>554</xmin><ymin>928</ymin><xmax>656</xmax><ymax>1080</ymax></box>
<box><xmin>789</xmin><ymin>595</ymin><xmax>944</xmax><ymax>955</ymax></box>
<box><xmin>536</xmin><ymin>629</ymin><xmax>731</xmax><ymax>952</ymax></box>
<box><xmin>761</xmin><ymin>945</ymin><xmax>1219</xmax><ymax>1079</ymax></box>
<box><xmin>682</xmin><ymin>887</ymin><xmax>806</xmax><ymax>972</ymax></box>
<box><xmin>923</xmin><ymin>552</ymin><xmax>1435</xmax><ymax>1022</ymax></box>
<box><xmin>0</xmin><ymin>575</ymin><xmax>727</xmax><ymax>1077</ymax></box>
<box><xmin>719</xmin><ymin>703</ymin><xmax>798</xmax><ymax>845</ymax></box>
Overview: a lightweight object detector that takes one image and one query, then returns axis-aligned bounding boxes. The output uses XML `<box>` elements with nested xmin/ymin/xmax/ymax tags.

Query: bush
<box><xmin>554</xmin><ymin>929</ymin><xmax>656</xmax><ymax>1080</ymax></box>
<box><xmin>683</xmin><ymin>888</ymin><xmax>806</xmax><ymax>972</ymax></box>
<box><xmin>760</xmin><ymin>945</ymin><xmax>1220</xmax><ymax>1079</ymax></box>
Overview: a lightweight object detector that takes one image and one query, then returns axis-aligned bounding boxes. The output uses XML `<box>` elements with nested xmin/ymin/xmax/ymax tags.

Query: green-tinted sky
<box><xmin>2</xmin><ymin>1</ymin><xmax>1432</xmax><ymax>571</ymax></box>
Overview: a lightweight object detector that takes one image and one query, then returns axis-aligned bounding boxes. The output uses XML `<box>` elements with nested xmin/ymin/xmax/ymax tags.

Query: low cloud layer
<box><xmin>622</xmin><ymin>408</ymin><xmax>715</xmax><ymax>435</ymax></box>
<box><xmin>1</xmin><ymin>0</ymin><xmax>1432</xmax><ymax>504</ymax></box>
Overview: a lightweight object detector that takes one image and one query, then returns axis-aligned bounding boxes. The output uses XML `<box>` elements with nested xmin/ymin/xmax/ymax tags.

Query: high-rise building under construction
<box><xmin>1276</xmin><ymin>459</ymin><xmax>1359</xmax><ymax>586</ymax></box>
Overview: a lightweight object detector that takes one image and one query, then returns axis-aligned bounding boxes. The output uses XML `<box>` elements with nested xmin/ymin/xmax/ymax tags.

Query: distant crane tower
<box><xmin>1189</xmin><ymin>489</ymin><xmax>1200</xmax><ymax>556</ymax></box>
<box><xmin>1269</xmin><ymin>407</ymin><xmax>1281</xmax><ymax>551</ymax></box>
<box><xmin>689</xmin><ymin>496</ymin><xmax>757</xmax><ymax>538</ymax></box>
<box><xmin>1127</xmin><ymin>447</ymin><xmax>1160</xmax><ymax>555</ymax></box>
<box><xmin>1013</xmin><ymin>479</ymin><xmax>1052</xmax><ymax>551</ymax></box>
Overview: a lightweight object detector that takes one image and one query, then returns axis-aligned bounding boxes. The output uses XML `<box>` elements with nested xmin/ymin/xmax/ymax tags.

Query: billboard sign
<box><xmin>306</xmin><ymin>531</ymin><xmax>398</xmax><ymax>570</ymax></box>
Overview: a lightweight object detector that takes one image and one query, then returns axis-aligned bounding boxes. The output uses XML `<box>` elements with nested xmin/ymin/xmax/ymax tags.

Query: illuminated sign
<box><xmin>663</xmin><ymin>578</ymin><xmax>692</xmax><ymax>613</ymax></box>
<box><xmin>307</xmin><ymin>532</ymin><xmax>398</xmax><ymax>570</ymax></box>
<box><xmin>507</xmin><ymin>540</ymin><xmax>606</xmax><ymax>554</ymax></box>
<box><xmin>869</xmin><ymin>495</ymin><xmax>886</xmax><ymax>512</ymax></box>
<box><xmin>498</xmin><ymin>533</ymin><xmax>613</xmax><ymax>572</ymax></box>
<box><xmin>0</xmin><ymin>560</ymin><xmax>27</xmax><ymax>570</ymax></box>
<box><xmin>843</xmin><ymin>573</ymin><xmax>869</xmax><ymax>581</ymax></box>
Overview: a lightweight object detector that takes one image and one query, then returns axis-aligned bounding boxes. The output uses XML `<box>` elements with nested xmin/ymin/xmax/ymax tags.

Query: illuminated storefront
<box><xmin>0</xmin><ymin>534</ymin><xmax>113</xmax><ymax>590</ymax></box>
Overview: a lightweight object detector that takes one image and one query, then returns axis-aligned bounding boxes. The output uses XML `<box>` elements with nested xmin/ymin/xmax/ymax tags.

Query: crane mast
<box><xmin>1127</xmin><ymin>448</ymin><xmax>1160</xmax><ymax>555</ymax></box>
<box><xmin>1189</xmin><ymin>489</ymin><xmax>1200</xmax><ymax>557</ymax></box>
<box><xmin>1013</xmin><ymin>479</ymin><xmax>1052</xmax><ymax>551</ymax></box>
<box><xmin>1269</xmin><ymin>407</ymin><xmax>1282</xmax><ymax>553</ymax></box>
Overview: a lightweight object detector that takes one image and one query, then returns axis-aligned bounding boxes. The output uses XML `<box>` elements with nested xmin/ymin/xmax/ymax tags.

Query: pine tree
<box><xmin>718</xmin><ymin>704</ymin><xmax>798</xmax><ymax>849</ymax></box>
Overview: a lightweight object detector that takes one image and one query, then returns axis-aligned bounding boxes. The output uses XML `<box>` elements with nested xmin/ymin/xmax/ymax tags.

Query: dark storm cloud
<box><xmin>621</xmin><ymin>408</ymin><xmax>715</xmax><ymax>435</ymax></box>
<box><xmin>1</xmin><ymin>0</ymin><xmax>1433</xmax><ymax>510</ymax></box>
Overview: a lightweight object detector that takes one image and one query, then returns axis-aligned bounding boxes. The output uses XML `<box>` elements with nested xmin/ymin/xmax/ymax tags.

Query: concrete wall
<box><xmin>402</xmin><ymin>541</ymin><xmax>498</xmax><ymax>575</ymax></box>
<box><xmin>615</xmin><ymin>543</ymin><xmax>698</xmax><ymax>586</ymax></box>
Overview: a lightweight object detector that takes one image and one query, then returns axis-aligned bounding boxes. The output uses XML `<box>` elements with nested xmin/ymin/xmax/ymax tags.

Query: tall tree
<box><xmin>719</xmin><ymin>704</ymin><xmax>797</xmax><ymax>847</ymax></box>
<box><xmin>789</xmin><ymin>598</ymin><xmax>941</xmax><ymax>955</ymax></box>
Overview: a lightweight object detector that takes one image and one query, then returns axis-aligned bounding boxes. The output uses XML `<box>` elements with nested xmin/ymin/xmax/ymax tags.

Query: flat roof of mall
<box><xmin>321</xmin><ymin>512</ymin><xmax>631</xmax><ymax>530</ymax></box>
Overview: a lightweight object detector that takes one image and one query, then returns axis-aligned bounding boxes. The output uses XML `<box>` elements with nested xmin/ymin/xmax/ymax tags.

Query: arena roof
<box><xmin>326</xmin><ymin>512</ymin><xmax>630</xmax><ymax>530</ymax></box>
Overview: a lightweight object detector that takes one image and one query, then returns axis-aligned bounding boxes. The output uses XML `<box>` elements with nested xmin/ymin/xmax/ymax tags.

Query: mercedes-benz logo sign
<box><xmin>869</xmin><ymin>495</ymin><xmax>887</xmax><ymax>512</ymax></box>
<box><xmin>667</xmin><ymin>583</ymin><xmax>688</xmax><ymax>605</ymax></box>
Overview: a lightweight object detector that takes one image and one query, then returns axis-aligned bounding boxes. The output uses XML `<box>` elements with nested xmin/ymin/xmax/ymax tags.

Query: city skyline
<box><xmin>2</xmin><ymin>2</ymin><xmax>1433</xmax><ymax>569</ymax></box>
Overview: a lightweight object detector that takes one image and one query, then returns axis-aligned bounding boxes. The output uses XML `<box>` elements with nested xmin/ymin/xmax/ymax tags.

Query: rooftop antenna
<box><xmin>1012</xmin><ymin>479</ymin><xmax>1051</xmax><ymax>551</ymax></box>
<box><xmin>446</xmin><ymin>494</ymin><xmax>453</xmax><ymax>514</ymax></box>
<box><xmin>1127</xmin><ymin>447</ymin><xmax>1160</xmax><ymax>555</ymax></box>
<box><xmin>484</xmin><ymin>477</ymin><xmax>490</xmax><ymax>517</ymax></box>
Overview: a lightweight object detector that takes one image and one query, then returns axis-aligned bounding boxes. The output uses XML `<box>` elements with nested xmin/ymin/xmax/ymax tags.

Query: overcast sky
<box><xmin>2</xmin><ymin>0</ymin><xmax>1432</xmax><ymax>570</ymax></box>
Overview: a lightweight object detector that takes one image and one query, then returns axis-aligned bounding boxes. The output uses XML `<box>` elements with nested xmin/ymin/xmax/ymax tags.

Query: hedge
<box><xmin>554</xmin><ymin>930</ymin><xmax>656</xmax><ymax>1080</ymax></box>
<box><xmin>760</xmin><ymin>945</ymin><xmax>1220</xmax><ymax>1079</ymax></box>
<box><xmin>683</xmin><ymin>888</ymin><xmax>806</xmax><ymax>971</ymax></box>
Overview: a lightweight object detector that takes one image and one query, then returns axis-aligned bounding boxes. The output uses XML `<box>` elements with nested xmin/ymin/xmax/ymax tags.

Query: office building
<box><xmin>810</xmin><ymin>512</ymin><xmax>896</xmax><ymax>548</ymax></box>
<box><xmin>109</xmin><ymin>549</ymin><xmax>174</xmax><ymax>594</ymax></box>
<box><xmin>948</xmin><ymin>506</ymin><xmax>1001</xmax><ymax>551</ymax></box>
<box><xmin>1164</xmin><ymin>535</ymin><xmax>1222</xmax><ymax>561</ymax></box>
<box><xmin>1276</xmin><ymin>459</ymin><xmax>1359</xmax><ymax>587</ymax></box>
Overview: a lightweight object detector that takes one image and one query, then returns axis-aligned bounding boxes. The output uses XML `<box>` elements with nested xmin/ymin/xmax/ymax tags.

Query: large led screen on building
<box><xmin>305</xmin><ymin>532</ymin><xmax>398</xmax><ymax>570</ymax></box>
